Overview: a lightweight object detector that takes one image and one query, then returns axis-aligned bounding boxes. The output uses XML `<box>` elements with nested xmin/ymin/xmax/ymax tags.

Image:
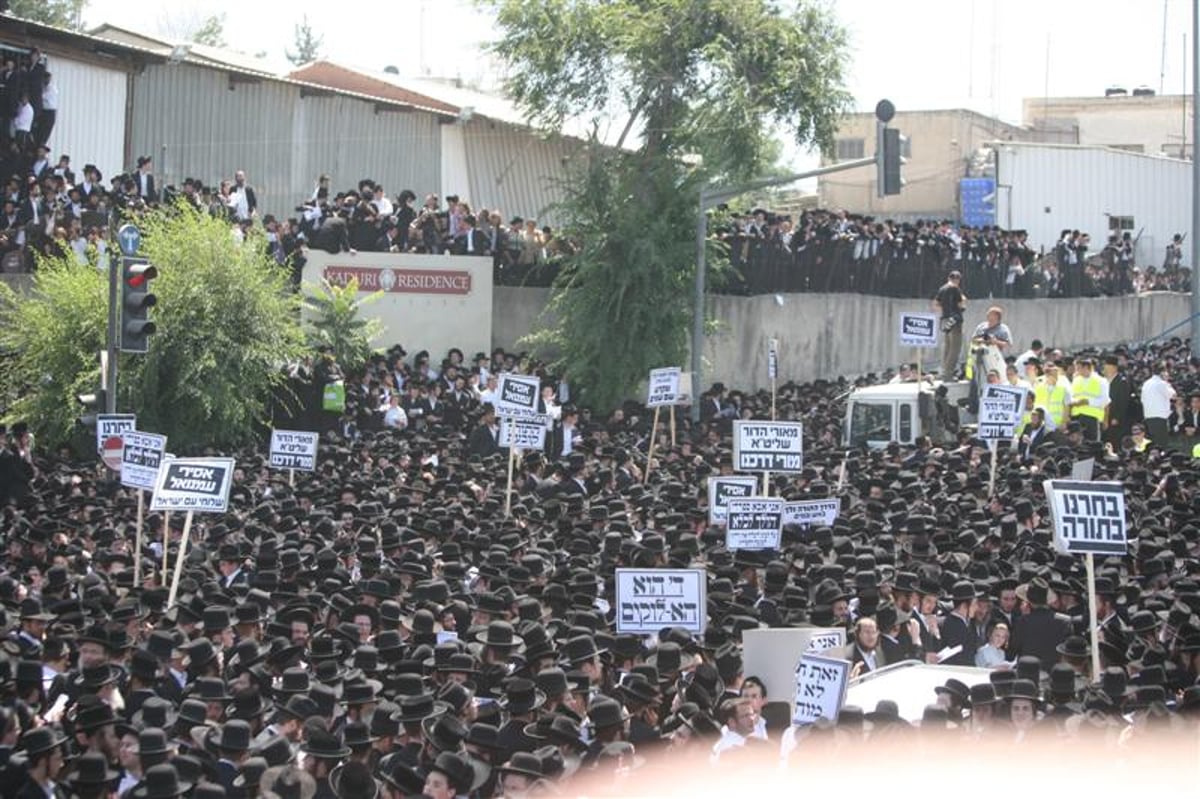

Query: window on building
<box><xmin>1109</xmin><ymin>144</ymin><xmax>1145</xmax><ymax>154</ymax></box>
<box><xmin>1108</xmin><ymin>216</ymin><xmax>1135</xmax><ymax>232</ymax></box>
<box><xmin>835</xmin><ymin>138</ymin><xmax>865</xmax><ymax>160</ymax></box>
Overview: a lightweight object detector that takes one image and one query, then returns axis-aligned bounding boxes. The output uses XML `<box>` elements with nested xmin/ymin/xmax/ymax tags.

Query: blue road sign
<box><xmin>117</xmin><ymin>224</ymin><xmax>141</xmax><ymax>256</ymax></box>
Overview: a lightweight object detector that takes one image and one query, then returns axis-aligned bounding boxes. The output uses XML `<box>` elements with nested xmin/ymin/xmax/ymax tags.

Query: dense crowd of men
<box><xmin>0</xmin><ymin>325</ymin><xmax>1194</xmax><ymax>798</ymax></box>
<box><xmin>718</xmin><ymin>208</ymin><xmax>1190</xmax><ymax>299</ymax></box>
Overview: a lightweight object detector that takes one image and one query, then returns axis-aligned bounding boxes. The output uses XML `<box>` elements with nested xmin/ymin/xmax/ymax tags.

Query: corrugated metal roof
<box><xmin>289</xmin><ymin>62</ymin><xmax>459</xmax><ymax>115</ymax></box>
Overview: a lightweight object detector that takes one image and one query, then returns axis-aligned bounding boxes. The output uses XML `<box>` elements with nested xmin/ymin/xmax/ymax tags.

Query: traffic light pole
<box><xmin>105</xmin><ymin>248</ymin><xmax>119</xmax><ymax>414</ymax></box>
<box><xmin>690</xmin><ymin>155</ymin><xmax>876</xmax><ymax>423</ymax></box>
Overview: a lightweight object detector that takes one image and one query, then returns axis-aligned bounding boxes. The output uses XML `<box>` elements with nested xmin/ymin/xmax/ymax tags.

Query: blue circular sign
<box><xmin>117</xmin><ymin>224</ymin><xmax>141</xmax><ymax>256</ymax></box>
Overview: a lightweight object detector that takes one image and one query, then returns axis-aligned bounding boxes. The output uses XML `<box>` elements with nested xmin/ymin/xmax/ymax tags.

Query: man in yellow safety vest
<box><xmin>1034</xmin><ymin>363</ymin><xmax>1071</xmax><ymax>431</ymax></box>
<box><xmin>1069</xmin><ymin>357</ymin><xmax>1108</xmax><ymax>442</ymax></box>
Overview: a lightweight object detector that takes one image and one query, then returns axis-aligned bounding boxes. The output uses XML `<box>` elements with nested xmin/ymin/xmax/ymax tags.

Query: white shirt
<box><xmin>710</xmin><ymin>727</ymin><xmax>747</xmax><ymax>762</ymax></box>
<box><xmin>383</xmin><ymin>405</ymin><xmax>408</xmax><ymax>430</ymax></box>
<box><xmin>13</xmin><ymin>102</ymin><xmax>32</xmax><ymax>133</ymax></box>
<box><xmin>1014</xmin><ymin>349</ymin><xmax>1040</xmax><ymax>372</ymax></box>
<box><xmin>1141</xmin><ymin>374</ymin><xmax>1176</xmax><ymax>420</ymax></box>
<box><xmin>372</xmin><ymin>196</ymin><xmax>393</xmax><ymax>216</ymax></box>
<box><xmin>41</xmin><ymin>82</ymin><xmax>58</xmax><ymax>111</ymax></box>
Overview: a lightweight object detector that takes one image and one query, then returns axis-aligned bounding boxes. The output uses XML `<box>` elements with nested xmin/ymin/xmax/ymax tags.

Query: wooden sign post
<box><xmin>166</xmin><ymin>510</ymin><xmax>194</xmax><ymax>608</ymax></box>
<box><xmin>643</xmin><ymin>406</ymin><xmax>661</xmax><ymax>485</ymax></box>
<box><xmin>133</xmin><ymin>490</ymin><xmax>144</xmax><ymax>589</ymax></box>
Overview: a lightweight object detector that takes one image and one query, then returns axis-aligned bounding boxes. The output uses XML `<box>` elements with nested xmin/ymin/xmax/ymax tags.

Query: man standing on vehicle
<box><xmin>933</xmin><ymin>270</ymin><xmax>966</xmax><ymax>380</ymax></box>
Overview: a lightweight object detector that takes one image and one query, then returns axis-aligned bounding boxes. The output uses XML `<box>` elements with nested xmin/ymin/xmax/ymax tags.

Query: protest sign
<box><xmin>1071</xmin><ymin>458</ymin><xmax>1095</xmax><ymax>481</ymax></box>
<box><xmin>793</xmin><ymin>654</ymin><xmax>851</xmax><ymax>725</ymax></box>
<box><xmin>269</xmin><ymin>429</ymin><xmax>319</xmax><ymax>471</ymax></box>
<box><xmin>707</xmin><ymin>476</ymin><xmax>759</xmax><ymax>525</ymax></box>
<box><xmin>499</xmin><ymin>417</ymin><xmax>548</xmax><ymax>450</ymax></box>
<box><xmin>96</xmin><ymin>414</ymin><xmax>136</xmax><ymax>456</ymax></box>
<box><xmin>898</xmin><ymin>312</ymin><xmax>938</xmax><ymax>348</ymax></box>
<box><xmin>150</xmin><ymin>457</ymin><xmax>236</xmax><ymax>513</ymax></box>
<box><xmin>743</xmin><ymin>628</ymin><xmax>847</xmax><ymax>711</ymax></box>
<box><xmin>783</xmin><ymin>498</ymin><xmax>841</xmax><ymax>529</ymax></box>
<box><xmin>732</xmin><ymin>421</ymin><xmax>803</xmax><ymax>473</ymax></box>
<box><xmin>978</xmin><ymin>384</ymin><xmax>1026</xmax><ymax>440</ymax></box>
<box><xmin>646</xmin><ymin>367</ymin><xmax>682</xmax><ymax>408</ymax></box>
<box><xmin>804</xmin><ymin>629</ymin><xmax>847</xmax><ymax>655</ymax></box>
<box><xmin>494</xmin><ymin>373</ymin><xmax>541</xmax><ymax>419</ymax></box>
<box><xmin>1044</xmin><ymin>480</ymin><xmax>1127</xmax><ymax>556</ymax></box>
<box><xmin>725</xmin><ymin>498</ymin><xmax>784</xmax><ymax>550</ymax></box>
<box><xmin>120</xmin><ymin>431</ymin><xmax>167</xmax><ymax>491</ymax></box>
<box><xmin>615</xmin><ymin>568</ymin><xmax>706</xmax><ymax>636</ymax></box>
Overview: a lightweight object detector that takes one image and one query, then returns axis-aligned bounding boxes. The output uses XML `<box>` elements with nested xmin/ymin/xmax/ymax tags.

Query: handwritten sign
<box><xmin>1044</xmin><ymin>480</ymin><xmax>1127</xmax><ymax>556</ymax></box>
<box><xmin>646</xmin><ymin>367</ymin><xmax>682</xmax><ymax>408</ymax></box>
<box><xmin>725</xmin><ymin>498</ymin><xmax>784</xmax><ymax>550</ymax></box>
<box><xmin>899</xmin><ymin>312</ymin><xmax>938</xmax><ymax>348</ymax></box>
<box><xmin>783</xmin><ymin>499</ymin><xmax>840</xmax><ymax>529</ymax></box>
<box><xmin>615</xmin><ymin>568</ymin><xmax>706</xmax><ymax>636</ymax></box>
<box><xmin>707</xmin><ymin>476</ymin><xmax>759</xmax><ymax>525</ymax></box>
<box><xmin>120</xmin><ymin>431</ymin><xmax>166</xmax><ymax>491</ymax></box>
<box><xmin>269</xmin><ymin>429</ymin><xmax>319</xmax><ymax>471</ymax></box>
<box><xmin>792</xmin><ymin>654</ymin><xmax>850</xmax><ymax>725</ymax></box>
<box><xmin>494</xmin><ymin>373</ymin><xmax>541</xmax><ymax>419</ymax></box>
<box><xmin>804</xmin><ymin>629</ymin><xmax>846</xmax><ymax>655</ymax></box>
<box><xmin>732</xmin><ymin>421</ymin><xmax>803</xmax><ymax>473</ymax></box>
<box><xmin>978</xmin><ymin>384</ymin><xmax>1026</xmax><ymax>440</ymax></box>
<box><xmin>150</xmin><ymin>457</ymin><xmax>235</xmax><ymax>513</ymax></box>
<box><xmin>499</xmin><ymin>417</ymin><xmax>548</xmax><ymax>450</ymax></box>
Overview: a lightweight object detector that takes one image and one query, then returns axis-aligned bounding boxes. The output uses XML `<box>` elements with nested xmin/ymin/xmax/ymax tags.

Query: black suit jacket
<box><xmin>452</xmin><ymin>229</ymin><xmax>489</xmax><ymax>256</ymax></box>
<box><xmin>137</xmin><ymin>172</ymin><xmax>158</xmax><ymax>204</ymax></box>
<box><xmin>1107</xmin><ymin>373</ymin><xmax>1133</xmax><ymax>430</ymax></box>
<box><xmin>467</xmin><ymin>423</ymin><xmax>500</xmax><ymax>458</ymax></box>
<box><xmin>1011</xmin><ymin>606</ymin><xmax>1071</xmax><ymax>672</ymax></box>
<box><xmin>1018</xmin><ymin>423</ymin><xmax>1050</xmax><ymax>460</ymax></box>
<box><xmin>938</xmin><ymin>613</ymin><xmax>979</xmax><ymax>666</ymax></box>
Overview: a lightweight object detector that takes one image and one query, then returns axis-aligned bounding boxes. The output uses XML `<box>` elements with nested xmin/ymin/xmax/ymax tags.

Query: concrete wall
<box><xmin>493</xmin><ymin>287</ymin><xmax>1192</xmax><ymax>391</ymax></box>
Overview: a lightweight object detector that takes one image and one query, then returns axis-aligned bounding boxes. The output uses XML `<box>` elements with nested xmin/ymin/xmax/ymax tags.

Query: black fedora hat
<box><xmin>132</xmin><ymin>697</ymin><xmax>178</xmax><ymax>731</ymax></box>
<box><xmin>300</xmin><ymin>728</ymin><xmax>351</xmax><ymax>760</ymax></box>
<box><xmin>421</xmin><ymin>714</ymin><xmax>469</xmax><ymax>754</ymax></box>
<box><xmin>74</xmin><ymin>701</ymin><xmax>117</xmax><ymax>733</ymax></box>
<box><xmin>473</xmin><ymin>621</ymin><xmax>524</xmax><ymax>650</ymax></box>
<box><xmin>66</xmin><ymin>751</ymin><xmax>118</xmax><ymax>786</ymax></box>
<box><xmin>586</xmin><ymin>696</ymin><xmax>630</xmax><ymax>730</ymax></box>
<box><xmin>329</xmin><ymin>761</ymin><xmax>378</xmax><ymax>799</ymax></box>
<box><xmin>523</xmin><ymin>713</ymin><xmax>587</xmax><ymax>752</ymax></box>
<box><xmin>72</xmin><ymin>663</ymin><xmax>118</xmax><ymax>690</ymax></box>
<box><xmin>498</xmin><ymin>678</ymin><xmax>545</xmax><ymax>715</ymax></box>
<box><xmin>391</xmin><ymin>693</ymin><xmax>449</xmax><ymax>724</ymax></box>
<box><xmin>19</xmin><ymin>726</ymin><xmax>67</xmax><ymax>756</ymax></box>
<box><xmin>138</xmin><ymin>728</ymin><xmax>172</xmax><ymax>757</ymax></box>
<box><xmin>260</xmin><ymin>766</ymin><xmax>317</xmax><ymax>799</ymax></box>
<box><xmin>496</xmin><ymin>751</ymin><xmax>543</xmax><ymax>780</ymax></box>
<box><xmin>130</xmin><ymin>764</ymin><xmax>193</xmax><ymax>799</ymax></box>
<box><xmin>1055</xmin><ymin>635</ymin><xmax>1090</xmax><ymax>660</ymax></box>
<box><xmin>429</xmin><ymin>752</ymin><xmax>480</xmax><ymax>794</ymax></box>
<box><xmin>645</xmin><ymin>642</ymin><xmax>697</xmax><ymax>674</ymax></box>
<box><xmin>207</xmin><ymin>719</ymin><xmax>253</xmax><ymax>753</ymax></box>
<box><xmin>559</xmin><ymin>635</ymin><xmax>607</xmax><ymax>666</ymax></box>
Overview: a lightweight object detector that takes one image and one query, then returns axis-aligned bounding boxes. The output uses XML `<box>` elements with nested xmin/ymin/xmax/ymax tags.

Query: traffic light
<box><xmin>881</xmin><ymin>127</ymin><xmax>907</xmax><ymax>196</ymax></box>
<box><xmin>77</xmin><ymin>389</ymin><xmax>106</xmax><ymax>430</ymax></box>
<box><xmin>121</xmin><ymin>257</ymin><xmax>158</xmax><ymax>353</ymax></box>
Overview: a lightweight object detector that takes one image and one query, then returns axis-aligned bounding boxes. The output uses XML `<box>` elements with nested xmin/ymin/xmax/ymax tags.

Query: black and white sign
<box><xmin>615</xmin><ymin>568</ymin><xmax>706</xmax><ymax>636</ymax></box>
<box><xmin>898</xmin><ymin>312</ymin><xmax>939</xmax><ymax>348</ymax></box>
<box><xmin>783</xmin><ymin>499</ymin><xmax>841</xmax><ymax>529</ymax></box>
<box><xmin>1044</xmin><ymin>480</ymin><xmax>1127</xmax><ymax>556</ymax></box>
<box><xmin>150</xmin><ymin>457</ymin><xmax>236</xmax><ymax>513</ymax></box>
<box><xmin>646</xmin><ymin>367</ymin><xmax>682</xmax><ymax>408</ymax></box>
<box><xmin>494</xmin><ymin>373</ymin><xmax>541</xmax><ymax>419</ymax></box>
<box><xmin>499</xmin><ymin>417</ymin><xmax>548</xmax><ymax>450</ymax></box>
<box><xmin>269</xmin><ymin>429</ymin><xmax>319</xmax><ymax>471</ymax></box>
<box><xmin>768</xmin><ymin>338</ymin><xmax>779</xmax><ymax>380</ymax></box>
<box><xmin>804</xmin><ymin>629</ymin><xmax>847</xmax><ymax>655</ymax></box>
<box><xmin>792</xmin><ymin>654</ymin><xmax>851</xmax><ymax>725</ymax></box>
<box><xmin>725</xmin><ymin>498</ymin><xmax>784</xmax><ymax>550</ymax></box>
<box><xmin>732</xmin><ymin>421</ymin><xmax>803</xmax><ymax>473</ymax></box>
<box><xmin>707</xmin><ymin>476</ymin><xmax>759</xmax><ymax>525</ymax></box>
<box><xmin>96</xmin><ymin>414</ymin><xmax>136</xmax><ymax>455</ymax></box>
<box><xmin>978</xmin><ymin>384</ymin><xmax>1026</xmax><ymax>439</ymax></box>
<box><xmin>120</xmin><ymin>431</ymin><xmax>166</xmax><ymax>491</ymax></box>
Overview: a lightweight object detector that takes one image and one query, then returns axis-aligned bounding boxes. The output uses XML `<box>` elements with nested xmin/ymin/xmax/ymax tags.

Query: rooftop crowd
<box><xmin>0</xmin><ymin>313</ymin><xmax>1194</xmax><ymax>797</ymax></box>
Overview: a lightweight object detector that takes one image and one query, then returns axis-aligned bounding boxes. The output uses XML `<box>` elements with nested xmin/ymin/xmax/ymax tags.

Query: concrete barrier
<box><xmin>493</xmin><ymin>288</ymin><xmax>1193</xmax><ymax>390</ymax></box>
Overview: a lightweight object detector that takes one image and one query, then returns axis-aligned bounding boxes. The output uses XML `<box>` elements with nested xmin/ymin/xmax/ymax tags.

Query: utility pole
<box><xmin>1192</xmin><ymin>0</ymin><xmax>1200</xmax><ymax>357</ymax></box>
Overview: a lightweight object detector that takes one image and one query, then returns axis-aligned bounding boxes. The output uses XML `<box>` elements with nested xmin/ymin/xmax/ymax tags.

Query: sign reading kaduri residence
<box><xmin>323</xmin><ymin>265</ymin><xmax>473</xmax><ymax>296</ymax></box>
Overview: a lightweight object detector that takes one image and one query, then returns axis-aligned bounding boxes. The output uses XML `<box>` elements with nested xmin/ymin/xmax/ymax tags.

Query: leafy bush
<box><xmin>302</xmin><ymin>277</ymin><xmax>384</xmax><ymax>374</ymax></box>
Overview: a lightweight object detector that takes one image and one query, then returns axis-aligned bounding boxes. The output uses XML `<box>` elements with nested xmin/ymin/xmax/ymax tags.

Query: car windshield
<box><xmin>849</xmin><ymin>402</ymin><xmax>892</xmax><ymax>447</ymax></box>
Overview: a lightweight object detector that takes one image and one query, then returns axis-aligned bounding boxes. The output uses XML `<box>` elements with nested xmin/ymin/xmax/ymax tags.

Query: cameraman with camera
<box><xmin>970</xmin><ymin>306</ymin><xmax>1012</xmax><ymax>355</ymax></box>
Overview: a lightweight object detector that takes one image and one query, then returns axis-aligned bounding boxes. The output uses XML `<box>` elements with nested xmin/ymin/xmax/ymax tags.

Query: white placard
<box><xmin>269</xmin><ymin>429</ymin><xmax>319</xmax><ymax>471</ymax></box>
<box><xmin>768</xmin><ymin>338</ymin><xmax>779</xmax><ymax>380</ymax></box>
<box><xmin>615</xmin><ymin>568</ymin><xmax>706</xmax><ymax>636</ymax></box>
<box><xmin>804</xmin><ymin>629</ymin><xmax>847</xmax><ymax>655</ymax></box>
<box><xmin>732</xmin><ymin>420</ymin><xmax>803</xmax><ymax>473</ymax></box>
<box><xmin>646</xmin><ymin>367</ymin><xmax>682</xmax><ymax>408</ymax></box>
<box><xmin>96</xmin><ymin>414</ymin><xmax>136</xmax><ymax>456</ymax></box>
<box><xmin>120</xmin><ymin>431</ymin><xmax>167</xmax><ymax>491</ymax></box>
<box><xmin>898</xmin><ymin>312</ymin><xmax>939</xmax><ymax>348</ymax></box>
<box><xmin>978</xmin><ymin>384</ymin><xmax>1026</xmax><ymax>440</ymax></box>
<box><xmin>150</xmin><ymin>457</ymin><xmax>236</xmax><ymax>513</ymax></box>
<box><xmin>707</xmin><ymin>476</ymin><xmax>759</xmax><ymax>525</ymax></box>
<box><xmin>783</xmin><ymin>498</ymin><xmax>841</xmax><ymax>529</ymax></box>
<box><xmin>1071</xmin><ymin>458</ymin><xmax>1095</xmax><ymax>481</ymax></box>
<box><xmin>493</xmin><ymin>373</ymin><xmax>541</xmax><ymax>419</ymax></box>
<box><xmin>725</xmin><ymin>498</ymin><xmax>784</xmax><ymax>550</ymax></box>
<box><xmin>1043</xmin><ymin>479</ymin><xmax>1127</xmax><ymax>556</ymax></box>
<box><xmin>498</xmin><ymin>417</ymin><xmax>548</xmax><ymax>450</ymax></box>
<box><xmin>792</xmin><ymin>654</ymin><xmax>851</xmax><ymax>725</ymax></box>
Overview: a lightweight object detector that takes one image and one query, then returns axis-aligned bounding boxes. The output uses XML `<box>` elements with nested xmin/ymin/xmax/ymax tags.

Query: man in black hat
<box><xmin>0</xmin><ymin>421</ymin><xmax>34</xmax><ymax>507</ymax></box>
<box><xmin>939</xmin><ymin>582</ymin><xmax>981</xmax><ymax>667</ymax></box>
<box><xmin>16</xmin><ymin>727</ymin><xmax>68</xmax><ymax>799</ymax></box>
<box><xmin>1011</xmin><ymin>579</ymin><xmax>1071</xmax><ymax>672</ymax></box>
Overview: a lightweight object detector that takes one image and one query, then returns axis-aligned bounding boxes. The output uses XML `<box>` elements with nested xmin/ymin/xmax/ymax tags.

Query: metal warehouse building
<box><xmin>2</xmin><ymin>15</ymin><xmax>580</xmax><ymax>221</ymax></box>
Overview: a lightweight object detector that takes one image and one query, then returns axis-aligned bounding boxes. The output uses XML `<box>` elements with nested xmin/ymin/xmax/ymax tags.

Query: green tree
<box><xmin>6</xmin><ymin>0</ymin><xmax>86</xmax><ymax>29</ymax></box>
<box><xmin>0</xmin><ymin>205</ymin><xmax>305</xmax><ymax>453</ymax></box>
<box><xmin>190</xmin><ymin>13</ymin><xmax>226</xmax><ymax>47</ymax></box>
<box><xmin>302</xmin><ymin>278</ymin><xmax>384</xmax><ymax>375</ymax></box>
<box><xmin>485</xmin><ymin>0</ymin><xmax>851</xmax><ymax>410</ymax></box>
<box><xmin>285</xmin><ymin>15</ymin><xmax>324</xmax><ymax>66</ymax></box>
